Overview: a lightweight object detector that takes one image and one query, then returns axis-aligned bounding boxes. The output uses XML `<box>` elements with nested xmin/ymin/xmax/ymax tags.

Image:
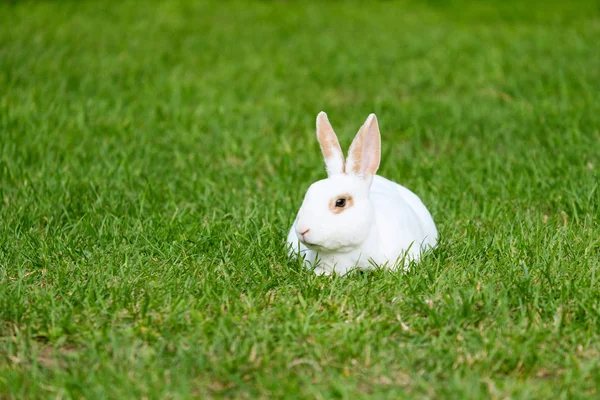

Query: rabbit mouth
<box><xmin>301</xmin><ymin>240</ymin><xmax>320</xmax><ymax>249</ymax></box>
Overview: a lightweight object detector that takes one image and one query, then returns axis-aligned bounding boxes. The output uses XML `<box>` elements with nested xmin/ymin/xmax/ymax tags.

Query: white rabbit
<box><xmin>287</xmin><ymin>112</ymin><xmax>438</xmax><ymax>275</ymax></box>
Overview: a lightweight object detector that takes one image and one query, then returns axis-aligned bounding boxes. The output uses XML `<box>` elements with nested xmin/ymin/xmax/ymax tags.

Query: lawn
<box><xmin>1</xmin><ymin>0</ymin><xmax>599</xmax><ymax>398</ymax></box>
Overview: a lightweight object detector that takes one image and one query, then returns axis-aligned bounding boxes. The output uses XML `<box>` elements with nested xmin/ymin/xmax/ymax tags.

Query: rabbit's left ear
<box><xmin>346</xmin><ymin>114</ymin><xmax>381</xmax><ymax>179</ymax></box>
<box><xmin>316</xmin><ymin>112</ymin><xmax>345</xmax><ymax>176</ymax></box>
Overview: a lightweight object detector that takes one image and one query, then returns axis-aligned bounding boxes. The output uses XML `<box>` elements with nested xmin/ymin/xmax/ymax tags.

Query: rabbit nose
<box><xmin>296</xmin><ymin>226</ymin><xmax>310</xmax><ymax>240</ymax></box>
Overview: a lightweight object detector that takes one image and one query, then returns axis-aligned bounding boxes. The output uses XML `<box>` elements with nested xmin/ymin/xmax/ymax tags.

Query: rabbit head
<box><xmin>294</xmin><ymin>112</ymin><xmax>381</xmax><ymax>252</ymax></box>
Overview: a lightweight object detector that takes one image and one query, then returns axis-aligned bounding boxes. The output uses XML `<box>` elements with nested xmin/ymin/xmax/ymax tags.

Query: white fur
<box><xmin>287</xmin><ymin>113</ymin><xmax>438</xmax><ymax>275</ymax></box>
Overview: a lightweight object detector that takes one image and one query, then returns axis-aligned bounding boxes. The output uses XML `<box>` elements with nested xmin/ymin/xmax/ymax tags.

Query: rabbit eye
<box><xmin>329</xmin><ymin>194</ymin><xmax>353</xmax><ymax>214</ymax></box>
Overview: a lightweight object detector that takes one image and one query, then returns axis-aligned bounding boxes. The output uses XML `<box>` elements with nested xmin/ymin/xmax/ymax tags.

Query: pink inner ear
<box><xmin>347</xmin><ymin>131</ymin><xmax>364</xmax><ymax>175</ymax></box>
<box><xmin>317</xmin><ymin>112</ymin><xmax>345</xmax><ymax>176</ymax></box>
<box><xmin>361</xmin><ymin>117</ymin><xmax>381</xmax><ymax>176</ymax></box>
<box><xmin>346</xmin><ymin>114</ymin><xmax>381</xmax><ymax>178</ymax></box>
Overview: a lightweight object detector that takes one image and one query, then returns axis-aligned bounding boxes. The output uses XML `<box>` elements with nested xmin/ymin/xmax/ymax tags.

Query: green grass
<box><xmin>1</xmin><ymin>0</ymin><xmax>600</xmax><ymax>398</ymax></box>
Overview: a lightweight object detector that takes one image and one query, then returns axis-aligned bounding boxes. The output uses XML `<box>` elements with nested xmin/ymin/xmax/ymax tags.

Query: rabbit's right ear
<box><xmin>316</xmin><ymin>112</ymin><xmax>345</xmax><ymax>176</ymax></box>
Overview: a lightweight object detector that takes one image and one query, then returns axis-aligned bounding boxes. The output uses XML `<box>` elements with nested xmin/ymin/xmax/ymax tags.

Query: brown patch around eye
<box><xmin>329</xmin><ymin>194</ymin><xmax>354</xmax><ymax>214</ymax></box>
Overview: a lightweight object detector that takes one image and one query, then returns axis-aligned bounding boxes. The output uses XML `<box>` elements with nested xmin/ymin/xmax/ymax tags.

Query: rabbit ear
<box><xmin>316</xmin><ymin>112</ymin><xmax>345</xmax><ymax>176</ymax></box>
<box><xmin>346</xmin><ymin>113</ymin><xmax>381</xmax><ymax>179</ymax></box>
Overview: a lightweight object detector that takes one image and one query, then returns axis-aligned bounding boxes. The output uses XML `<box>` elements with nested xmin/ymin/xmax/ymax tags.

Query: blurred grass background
<box><xmin>1</xmin><ymin>0</ymin><xmax>599</xmax><ymax>398</ymax></box>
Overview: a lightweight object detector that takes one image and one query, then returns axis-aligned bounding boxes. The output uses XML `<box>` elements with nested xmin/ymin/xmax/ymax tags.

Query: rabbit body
<box><xmin>287</xmin><ymin>175</ymin><xmax>437</xmax><ymax>275</ymax></box>
<box><xmin>287</xmin><ymin>112</ymin><xmax>437</xmax><ymax>275</ymax></box>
